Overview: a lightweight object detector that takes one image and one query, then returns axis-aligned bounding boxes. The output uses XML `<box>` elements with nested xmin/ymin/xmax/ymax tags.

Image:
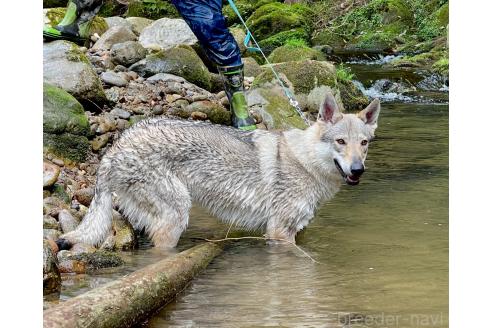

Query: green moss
<box><xmin>43</xmin><ymin>132</ymin><xmax>90</xmax><ymax>162</ymax></box>
<box><xmin>268</xmin><ymin>44</ymin><xmax>326</xmax><ymax>63</ymax></box>
<box><xmin>99</xmin><ymin>0</ymin><xmax>127</xmax><ymax>17</ymax></box>
<box><xmin>52</xmin><ymin>184</ymin><xmax>71</xmax><ymax>204</ymax></box>
<box><xmin>254</xmin><ymin>60</ymin><xmax>337</xmax><ymax>95</ymax></box>
<box><xmin>337</xmin><ymin>80</ymin><xmax>370</xmax><ymax>111</ymax></box>
<box><xmin>70</xmin><ymin>251</ymin><xmax>124</xmax><ymax>271</ymax></box>
<box><xmin>126</xmin><ymin>0</ymin><xmax>179</xmax><ymax>19</ymax></box>
<box><xmin>222</xmin><ymin>0</ymin><xmax>279</xmax><ymax>25</ymax></box>
<box><xmin>43</xmin><ymin>0</ymin><xmax>66</xmax><ymax>8</ymax></box>
<box><xmin>245</xmin><ymin>2</ymin><xmax>312</xmax><ymax>41</ymax></box>
<box><xmin>432</xmin><ymin>56</ymin><xmax>449</xmax><ymax>76</ymax></box>
<box><xmin>256</xmin><ymin>28</ymin><xmax>310</xmax><ymax>57</ymax></box>
<box><xmin>43</xmin><ymin>83</ymin><xmax>90</xmax><ymax>136</ymax></box>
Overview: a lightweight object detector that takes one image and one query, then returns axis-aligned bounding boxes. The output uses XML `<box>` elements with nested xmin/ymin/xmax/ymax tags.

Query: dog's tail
<box><xmin>58</xmin><ymin>159</ymin><xmax>113</xmax><ymax>248</ymax></box>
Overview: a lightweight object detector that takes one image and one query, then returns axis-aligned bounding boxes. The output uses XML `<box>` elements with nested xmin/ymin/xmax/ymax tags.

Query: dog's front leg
<box><xmin>266</xmin><ymin>218</ymin><xmax>296</xmax><ymax>244</ymax></box>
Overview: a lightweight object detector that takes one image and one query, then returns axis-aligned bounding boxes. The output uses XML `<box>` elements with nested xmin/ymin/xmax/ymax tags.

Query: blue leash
<box><xmin>226</xmin><ymin>0</ymin><xmax>311</xmax><ymax>126</ymax></box>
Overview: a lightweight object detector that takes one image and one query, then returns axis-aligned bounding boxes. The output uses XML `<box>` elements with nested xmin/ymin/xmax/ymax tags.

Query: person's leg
<box><xmin>43</xmin><ymin>0</ymin><xmax>103</xmax><ymax>44</ymax></box>
<box><xmin>172</xmin><ymin>0</ymin><xmax>256</xmax><ymax>130</ymax></box>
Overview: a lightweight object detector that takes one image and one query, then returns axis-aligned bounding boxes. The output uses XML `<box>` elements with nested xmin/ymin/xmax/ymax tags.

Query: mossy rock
<box><xmin>99</xmin><ymin>0</ymin><xmax>128</xmax><ymax>17</ymax></box>
<box><xmin>245</xmin><ymin>2</ymin><xmax>311</xmax><ymax>41</ymax></box>
<box><xmin>43</xmin><ymin>132</ymin><xmax>90</xmax><ymax>163</ymax></box>
<box><xmin>43</xmin><ymin>83</ymin><xmax>90</xmax><ymax>136</ymax></box>
<box><xmin>247</xmin><ymin>87</ymin><xmax>307</xmax><ymax>130</ymax></box>
<box><xmin>256</xmin><ymin>28</ymin><xmax>310</xmax><ymax>57</ymax></box>
<box><xmin>268</xmin><ymin>45</ymin><xmax>326</xmax><ymax>63</ymax></box>
<box><xmin>254</xmin><ymin>60</ymin><xmax>337</xmax><ymax>95</ymax></box>
<box><xmin>243</xmin><ymin>57</ymin><xmax>264</xmax><ymax>77</ymax></box>
<box><xmin>44</xmin><ymin>8</ymin><xmax>108</xmax><ymax>37</ymax></box>
<box><xmin>126</xmin><ymin>0</ymin><xmax>179</xmax><ymax>20</ymax></box>
<box><xmin>222</xmin><ymin>0</ymin><xmax>279</xmax><ymax>26</ymax></box>
<box><xmin>337</xmin><ymin>80</ymin><xmax>370</xmax><ymax>111</ymax></box>
<box><xmin>311</xmin><ymin>29</ymin><xmax>347</xmax><ymax>48</ymax></box>
<box><xmin>169</xmin><ymin>101</ymin><xmax>232</xmax><ymax>126</ymax></box>
<box><xmin>43</xmin><ymin>240</ymin><xmax>61</xmax><ymax>295</ymax></box>
<box><xmin>129</xmin><ymin>46</ymin><xmax>211</xmax><ymax>90</ymax></box>
<box><xmin>69</xmin><ymin>251</ymin><xmax>124</xmax><ymax>271</ymax></box>
<box><xmin>432</xmin><ymin>57</ymin><xmax>448</xmax><ymax>77</ymax></box>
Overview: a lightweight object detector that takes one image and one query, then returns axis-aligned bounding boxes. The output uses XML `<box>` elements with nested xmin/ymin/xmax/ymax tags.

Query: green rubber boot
<box><xmin>43</xmin><ymin>0</ymin><xmax>103</xmax><ymax>45</ymax></box>
<box><xmin>218</xmin><ymin>64</ymin><xmax>256</xmax><ymax>131</ymax></box>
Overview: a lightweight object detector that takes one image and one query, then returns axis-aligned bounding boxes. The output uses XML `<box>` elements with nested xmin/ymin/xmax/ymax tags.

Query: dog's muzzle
<box><xmin>334</xmin><ymin>159</ymin><xmax>362</xmax><ymax>186</ymax></box>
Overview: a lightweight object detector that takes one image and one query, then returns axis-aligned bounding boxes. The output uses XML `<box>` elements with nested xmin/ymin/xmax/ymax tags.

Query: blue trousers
<box><xmin>171</xmin><ymin>0</ymin><xmax>242</xmax><ymax>67</ymax></box>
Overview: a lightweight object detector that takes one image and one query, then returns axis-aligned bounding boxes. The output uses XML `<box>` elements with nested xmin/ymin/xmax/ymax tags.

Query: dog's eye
<box><xmin>361</xmin><ymin>140</ymin><xmax>368</xmax><ymax>146</ymax></box>
<box><xmin>336</xmin><ymin>139</ymin><xmax>345</xmax><ymax>145</ymax></box>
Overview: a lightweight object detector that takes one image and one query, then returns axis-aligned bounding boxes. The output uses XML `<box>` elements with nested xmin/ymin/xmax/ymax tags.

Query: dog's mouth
<box><xmin>334</xmin><ymin>159</ymin><xmax>360</xmax><ymax>186</ymax></box>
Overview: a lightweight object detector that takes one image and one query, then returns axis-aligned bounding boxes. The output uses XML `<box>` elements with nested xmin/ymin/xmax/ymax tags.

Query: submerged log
<box><xmin>43</xmin><ymin>242</ymin><xmax>223</xmax><ymax>328</ymax></box>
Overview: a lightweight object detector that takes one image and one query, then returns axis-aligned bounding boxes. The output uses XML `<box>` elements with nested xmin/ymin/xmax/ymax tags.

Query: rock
<box><xmin>43</xmin><ymin>41</ymin><xmax>107</xmax><ymax>107</ymax></box>
<box><xmin>112</xmin><ymin>211</ymin><xmax>137</xmax><ymax>250</ymax></box>
<box><xmin>110</xmin><ymin>41</ymin><xmax>147</xmax><ymax>66</ymax></box>
<box><xmin>74</xmin><ymin>188</ymin><xmax>94</xmax><ymax>207</ymax></box>
<box><xmin>230</xmin><ymin>27</ymin><xmax>247</xmax><ymax>54</ymax></box>
<box><xmin>268</xmin><ymin>45</ymin><xmax>326</xmax><ymax>63</ymax></box>
<box><xmin>91</xmin><ymin>133</ymin><xmax>110</xmax><ymax>151</ymax></box>
<box><xmin>125</xmin><ymin>16</ymin><xmax>154</xmax><ymax>36</ymax></box>
<box><xmin>43</xmin><ymin>215</ymin><xmax>60</xmax><ymax>230</ymax></box>
<box><xmin>43</xmin><ymin>8</ymin><xmax>108</xmax><ymax>38</ymax></box>
<box><xmin>71</xmin><ymin>243</ymin><xmax>97</xmax><ymax>255</ymax></box>
<box><xmin>43</xmin><ymin>240</ymin><xmax>61</xmax><ymax>295</ymax></box>
<box><xmin>92</xmin><ymin>26</ymin><xmax>137</xmax><ymax>51</ymax></box>
<box><xmin>44</xmin><ymin>229</ymin><xmax>62</xmax><ymax>241</ymax></box>
<box><xmin>170</xmin><ymin>101</ymin><xmax>231</xmax><ymax>125</ymax></box>
<box><xmin>254</xmin><ymin>60</ymin><xmax>337</xmax><ymax>95</ymax></box>
<box><xmin>126</xmin><ymin>0</ymin><xmax>179</xmax><ymax>20</ymax></box>
<box><xmin>313</xmin><ymin>45</ymin><xmax>334</xmax><ymax>56</ymax></box>
<box><xmin>100</xmin><ymin>235</ymin><xmax>116</xmax><ymax>251</ymax></box>
<box><xmin>147</xmin><ymin>73</ymin><xmax>186</xmax><ymax>83</ymax></box>
<box><xmin>152</xmin><ymin>105</ymin><xmax>164</xmax><ymax>115</ymax></box>
<box><xmin>43</xmin><ymin>161</ymin><xmax>60</xmax><ymax>188</ymax></box>
<box><xmin>44</xmin><ymin>133</ymin><xmax>90</xmax><ymax>163</ymax></box>
<box><xmin>245</xmin><ymin>2</ymin><xmax>310</xmax><ymax>41</ymax></box>
<box><xmin>337</xmin><ymin>80</ymin><xmax>370</xmax><ymax>111</ymax></box>
<box><xmin>43</xmin><ymin>196</ymin><xmax>69</xmax><ymax>217</ymax></box>
<box><xmin>305</xmin><ymin>85</ymin><xmax>345</xmax><ymax>114</ymax></box>
<box><xmin>247</xmin><ymin>85</ymin><xmax>307</xmax><ymax>130</ymax></box>
<box><xmin>100</xmin><ymin>71</ymin><xmax>129</xmax><ymax>87</ymax></box>
<box><xmin>104</xmin><ymin>16</ymin><xmax>133</xmax><ymax>31</ymax></box>
<box><xmin>129</xmin><ymin>47</ymin><xmax>211</xmax><ymax>90</ymax></box>
<box><xmin>243</xmin><ymin>57</ymin><xmax>263</xmax><ymax>77</ymax></box>
<box><xmin>58</xmin><ymin>209</ymin><xmax>80</xmax><ymax>234</ymax></box>
<box><xmin>110</xmin><ymin>108</ymin><xmax>131</xmax><ymax>119</ymax></box>
<box><xmin>67</xmin><ymin>251</ymin><xmax>123</xmax><ymax>272</ymax></box>
<box><xmin>138</xmin><ymin>18</ymin><xmax>198</xmax><ymax>50</ymax></box>
<box><xmin>191</xmin><ymin>111</ymin><xmax>208</xmax><ymax>120</ymax></box>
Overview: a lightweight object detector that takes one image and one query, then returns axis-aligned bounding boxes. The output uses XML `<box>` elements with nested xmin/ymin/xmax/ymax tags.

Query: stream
<box><xmin>58</xmin><ymin>56</ymin><xmax>448</xmax><ymax>328</ymax></box>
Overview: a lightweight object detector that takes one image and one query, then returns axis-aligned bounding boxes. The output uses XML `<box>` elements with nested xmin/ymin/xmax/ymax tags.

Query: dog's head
<box><xmin>312</xmin><ymin>93</ymin><xmax>380</xmax><ymax>185</ymax></box>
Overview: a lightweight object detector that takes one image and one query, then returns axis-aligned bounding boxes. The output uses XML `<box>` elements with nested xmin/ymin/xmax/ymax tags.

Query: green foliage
<box><xmin>284</xmin><ymin>38</ymin><xmax>309</xmax><ymax>48</ymax></box>
<box><xmin>267</xmin><ymin>44</ymin><xmax>326</xmax><ymax>63</ymax></box>
<box><xmin>257</xmin><ymin>28</ymin><xmax>310</xmax><ymax>56</ymax></box>
<box><xmin>336</xmin><ymin>64</ymin><xmax>355</xmax><ymax>82</ymax></box>
<box><xmin>410</xmin><ymin>1</ymin><xmax>448</xmax><ymax>41</ymax></box>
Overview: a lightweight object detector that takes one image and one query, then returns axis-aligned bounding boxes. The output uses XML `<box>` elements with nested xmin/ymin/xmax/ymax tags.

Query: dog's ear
<box><xmin>318</xmin><ymin>92</ymin><xmax>342</xmax><ymax>124</ymax></box>
<box><xmin>358</xmin><ymin>98</ymin><xmax>380</xmax><ymax>128</ymax></box>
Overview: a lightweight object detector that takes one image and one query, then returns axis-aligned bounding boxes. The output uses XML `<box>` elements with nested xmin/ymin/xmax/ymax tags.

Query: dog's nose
<box><xmin>350</xmin><ymin>163</ymin><xmax>365</xmax><ymax>177</ymax></box>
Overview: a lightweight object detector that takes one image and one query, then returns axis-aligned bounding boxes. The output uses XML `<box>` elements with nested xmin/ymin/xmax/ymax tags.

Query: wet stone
<box><xmin>58</xmin><ymin>209</ymin><xmax>80</xmax><ymax>234</ymax></box>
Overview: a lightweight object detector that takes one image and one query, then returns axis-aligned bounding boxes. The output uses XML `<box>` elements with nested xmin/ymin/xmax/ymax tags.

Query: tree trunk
<box><xmin>43</xmin><ymin>242</ymin><xmax>223</xmax><ymax>328</ymax></box>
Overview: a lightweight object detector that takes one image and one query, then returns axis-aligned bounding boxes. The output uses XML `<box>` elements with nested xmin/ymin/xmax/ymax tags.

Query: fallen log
<box><xmin>43</xmin><ymin>242</ymin><xmax>223</xmax><ymax>328</ymax></box>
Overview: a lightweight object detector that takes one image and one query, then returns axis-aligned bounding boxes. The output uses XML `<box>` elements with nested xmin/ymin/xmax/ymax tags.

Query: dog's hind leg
<box><xmin>117</xmin><ymin>174</ymin><xmax>191</xmax><ymax>249</ymax></box>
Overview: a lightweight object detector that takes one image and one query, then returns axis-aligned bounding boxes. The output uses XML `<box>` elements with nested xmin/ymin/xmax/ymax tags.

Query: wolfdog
<box><xmin>58</xmin><ymin>93</ymin><xmax>380</xmax><ymax>249</ymax></box>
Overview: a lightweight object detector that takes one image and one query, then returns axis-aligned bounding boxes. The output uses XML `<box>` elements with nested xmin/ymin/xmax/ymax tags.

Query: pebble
<box><xmin>74</xmin><ymin>188</ymin><xmax>94</xmax><ymax>207</ymax></box>
<box><xmin>43</xmin><ymin>229</ymin><xmax>61</xmax><ymax>241</ymax></box>
<box><xmin>116</xmin><ymin>119</ymin><xmax>130</xmax><ymax>130</ymax></box>
<box><xmin>110</xmin><ymin>107</ymin><xmax>131</xmax><ymax>119</ymax></box>
<box><xmin>91</xmin><ymin>133</ymin><xmax>110</xmax><ymax>151</ymax></box>
<box><xmin>71</xmin><ymin>243</ymin><xmax>97</xmax><ymax>255</ymax></box>
<box><xmin>152</xmin><ymin>104</ymin><xmax>164</xmax><ymax>115</ymax></box>
<box><xmin>216</xmin><ymin>91</ymin><xmax>226</xmax><ymax>98</ymax></box>
<box><xmin>192</xmin><ymin>94</ymin><xmax>208</xmax><ymax>102</ymax></box>
<box><xmin>191</xmin><ymin>111</ymin><xmax>207</xmax><ymax>120</ymax></box>
<box><xmin>52</xmin><ymin>158</ymin><xmax>65</xmax><ymax>166</ymax></box>
<box><xmin>174</xmin><ymin>99</ymin><xmax>189</xmax><ymax>108</ymax></box>
<box><xmin>43</xmin><ymin>162</ymin><xmax>60</xmax><ymax>188</ymax></box>
<box><xmin>220</xmin><ymin>96</ymin><xmax>229</xmax><ymax>107</ymax></box>
<box><xmin>58</xmin><ymin>209</ymin><xmax>80</xmax><ymax>233</ymax></box>
<box><xmin>43</xmin><ymin>215</ymin><xmax>60</xmax><ymax>230</ymax></box>
<box><xmin>100</xmin><ymin>71</ymin><xmax>129</xmax><ymax>87</ymax></box>
<box><xmin>114</xmin><ymin>65</ymin><xmax>128</xmax><ymax>72</ymax></box>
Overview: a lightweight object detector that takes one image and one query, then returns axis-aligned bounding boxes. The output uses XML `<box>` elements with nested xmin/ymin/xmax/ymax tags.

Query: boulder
<box><xmin>100</xmin><ymin>71</ymin><xmax>129</xmax><ymax>87</ymax></box>
<box><xmin>243</xmin><ymin>57</ymin><xmax>263</xmax><ymax>77</ymax></box>
<box><xmin>125</xmin><ymin>17</ymin><xmax>154</xmax><ymax>36</ymax></box>
<box><xmin>110</xmin><ymin>41</ymin><xmax>147</xmax><ymax>66</ymax></box>
<box><xmin>92</xmin><ymin>26</ymin><xmax>137</xmax><ymax>51</ymax></box>
<box><xmin>104</xmin><ymin>16</ymin><xmax>133</xmax><ymax>31</ymax></box>
<box><xmin>43</xmin><ymin>83</ymin><xmax>90</xmax><ymax>162</ymax></box>
<box><xmin>129</xmin><ymin>46</ymin><xmax>211</xmax><ymax>90</ymax></box>
<box><xmin>43</xmin><ymin>41</ymin><xmax>107</xmax><ymax>107</ymax></box>
<box><xmin>268</xmin><ymin>45</ymin><xmax>326</xmax><ymax>63</ymax></box>
<box><xmin>138</xmin><ymin>18</ymin><xmax>197</xmax><ymax>50</ymax></box>
<box><xmin>43</xmin><ymin>8</ymin><xmax>108</xmax><ymax>38</ymax></box>
<box><xmin>254</xmin><ymin>60</ymin><xmax>337</xmax><ymax>95</ymax></box>
<box><xmin>245</xmin><ymin>2</ymin><xmax>310</xmax><ymax>41</ymax></box>
<box><xmin>247</xmin><ymin>85</ymin><xmax>307</xmax><ymax>130</ymax></box>
<box><xmin>43</xmin><ymin>240</ymin><xmax>61</xmax><ymax>295</ymax></box>
<box><xmin>147</xmin><ymin>73</ymin><xmax>186</xmax><ymax>83</ymax></box>
<box><xmin>43</xmin><ymin>161</ymin><xmax>60</xmax><ymax>189</ymax></box>
<box><xmin>169</xmin><ymin>101</ymin><xmax>231</xmax><ymax>126</ymax></box>
<box><xmin>58</xmin><ymin>250</ymin><xmax>124</xmax><ymax>273</ymax></box>
<box><xmin>126</xmin><ymin>0</ymin><xmax>180</xmax><ymax>20</ymax></box>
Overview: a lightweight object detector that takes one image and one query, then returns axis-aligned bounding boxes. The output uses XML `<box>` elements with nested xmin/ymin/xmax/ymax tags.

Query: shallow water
<box><xmin>56</xmin><ymin>62</ymin><xmax>448</xmax><ymax>327</ymax></box>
